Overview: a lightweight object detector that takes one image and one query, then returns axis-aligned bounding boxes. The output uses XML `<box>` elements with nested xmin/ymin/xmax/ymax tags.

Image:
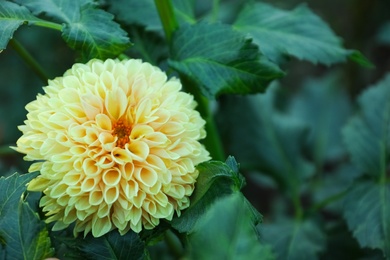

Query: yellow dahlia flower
<box><xmin>14</xmin><ymin>59</ymin><xmax>210</xmax><ymax>237</ymax></box>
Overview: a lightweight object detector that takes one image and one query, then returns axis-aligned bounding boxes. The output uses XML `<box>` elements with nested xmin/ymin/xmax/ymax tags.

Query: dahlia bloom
<box><xmin>14</xmin><ymin>59</ymin><xmax>210</xmax><ymax>237</ymax></box>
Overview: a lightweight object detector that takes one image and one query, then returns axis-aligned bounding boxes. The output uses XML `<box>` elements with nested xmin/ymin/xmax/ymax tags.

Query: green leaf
<box><xmin>171</xmin><ymin>157</ymin><xmax>260</xmax><ymax>233</ymax></box>
<box><xmin>343</xmin><ymin>181</ymin><xmax>390</xmax><ymax>256</ymax></box>
<box><xmin>260</xmin><ymin>219</ymin><xmax>325</xmax><ymax>260</ymax></box>
<box><xmin>0</xmin><ymin>1</ymin><xmax>43</xmax><ymax>51</ymax></box>
<box><xmin>343</xmin><ymin>74</ymin><xmax>390</xmax><ymax>178</ymax></box>
<box><xmin>107</xmin><ymin>0</ymin><xmax>195</xmax><ymax>32</ymax></box>
<box><xmin>234</xmin><ymin>2</ymin><xmax>372</xmax><ymax>67</ymax></box>
<box><xmin>17</xmin><ymin>0</ymin><xmax>131</xmax><ymax>61</ymax></box>
<box><xmin>188</xmin><ymin>193</ymin><xmax>274</xmax><ymax>260</ymax></box>
<box><xmin>78</xmin><ymin>230</ymin><xmax>146</xmax><ymax>260</ymax></box>
<box><xmin>0</xmin><ymin>172</ymin><xmax>53</xmax><ymax>260</ymax></box>
<box><xmin>13</xmin><ymin>0</ymin><xmax>89</xmax><ymax>23</ymax></box>
<box><xmin>217</xmin><ymin>85</ymin><xmax>315</xmax><ymax>191</ymax></box>
<box><xmin>62</xmin><ymin>3</ymin><xmax>131</xmax><ymax>61</ymax></box>
<box><xmin>169</xmin><ymin>22</ymin><xmax>284</xmax><ymax>98</ymax></box>
<box><xmin>288</xmin><ymin>72</ymin><xmax>352</xmax><ymax>166</ymax></box>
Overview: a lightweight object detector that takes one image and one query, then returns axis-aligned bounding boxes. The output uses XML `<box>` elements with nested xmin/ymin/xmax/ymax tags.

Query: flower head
<box><xmin>14</xmin><ymin>59</ymin><xmax>210</xmax><ymax>237</ymax></box>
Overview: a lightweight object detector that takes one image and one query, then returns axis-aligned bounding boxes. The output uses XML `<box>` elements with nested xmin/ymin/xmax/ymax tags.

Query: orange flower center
<box><xmin>112</xmin><ymin>120</ymin><xmax>131</xmax><ymax>148</ymax></box>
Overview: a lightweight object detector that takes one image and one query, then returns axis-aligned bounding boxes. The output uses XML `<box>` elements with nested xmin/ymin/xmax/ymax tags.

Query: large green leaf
<box><xmin>16</xmin><ymin>0</ymin><xmax>131</xmax><ymax>61</ymax></box>
<box><xmin>0</xmin><ymin>1</ymin><xmax>43</xmax><ymax>51</ymax></box>
<box><xmin>171</xmin><ymin>157</ymin><xmax>261</xmax><ymax>233</ymax></box>
<box><xmin>260</xmin><ymin>219</ymin><xmax>325</xmax><ymax>260</ymax></box>
<box><xmin>169</xmin><ymin>22</ymin><xmax>284</xmax><ymax>98</ymax></box>
<box><xmin>234</xmin><ymin>2</ymin><xmax>372</xmax><ymax>67</ymax></box>
<box><xmin>0</xmin><ymin>172</ymin><xmax>53</xmax><ymax>260</ymax></box>
<box><xmin>343</xmin><ymin>181</ymin><xmax>390</xmax><ymax>256</ymax></box>
<box><xmin>343</xmin><ymin>74</ymin><xmax>390</xmax><ymax>178</ymax></box>
<box><xmin>217</xmin><ymin>85</ymin><xmax>315</xmax><ymax>191</ymax></box>
<box><xmin>188</xmin><ymin>193</ymin><xmax>274</xmax><ymax>260</ymax></box>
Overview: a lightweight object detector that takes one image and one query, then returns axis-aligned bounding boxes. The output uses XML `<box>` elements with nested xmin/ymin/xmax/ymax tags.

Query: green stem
<box><xmin>307</xmin><ymin>189</ymin><xmax>348</xmax><ymax>216</ymax></box>
<box><xmin>212</xmin><ymin>0</ymin><xmax>220</xmax><ymax>22</ymax></box>
<box><xmin>182</xmin><ymin>77</ymin><xmax>225</xmax><ymax>161</ymax></box>
<box><xmin>9</xmin><ymin>39</ymin><xmax>49</xmax><ymax>83</ymax></box>
<box><xmin>164</xmin><ymin>229</ymin><xmax>183</xmax><ymax>258</ymax></box>
<box><xmin>30</xmin><ymin>20</ymin><xmax>62</xmax><ymax>31</ymax></box>
<box><xmin>154</xmin><ymin>0</ymin><xmax>179</xmax><ymax>43</ymax></box>
<box><xmin>292</xmin><ymin>191</ymin><xmax>303</xmax><ymax>221</ymax></box>
<box><xmin>154</xmin><ymin>0</ymin><xmax>225</xmax><ymax>161</ymax></box>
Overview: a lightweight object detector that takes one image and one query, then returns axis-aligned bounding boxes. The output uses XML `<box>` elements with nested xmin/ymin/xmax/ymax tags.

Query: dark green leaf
<box><xmin>288</xmin><ymin>72</ymin><xmax>352</xmax><ymax>166</ymax></box>
<box><xmin>62</xmin><ymin>3</ymin><xmax>131</xmax><ymax>61</ymax></box>
<box><xmin>189</xmin><ymin>193</ymin><xmax>274</xmax><ymax>260</ymax></box>
<box><xmin>0</xmin><ymin>172</ymin><xmax>38</xmax><ymax>222</ymax></box>
<box><xmin>16</xmin><ymin>0</ymin><xmax>131</xmax><ymax>61</ymax></box>
<box><xmin>107</xmin><ymin>0</ymin><xmax>194</xmax><ymax>32</ymax></box>
<box><xmin>234</xmin><ymin>2</ymin><xmax>372</xmax><ymax>67</ymax></box>
<box><xmin>343</xmin><ymin>74</ymin><xmax>390</xmax><ymax>178</ymax></box>
<box><xmin>217</xmin><ymin>85</ymin><xmax>315</xmax><ymax>191</ymax></box>
<box><xmin>343</xmin><ymin>181</ymin><xmax>390</xmax><ymax>256</ymax></box>
<box><xmin>0</xmin><ymin>172</ymin><xmax>53</xmax><ymax>260</ymax></box>
<box><xmin>0</xmin><ymin>1</ymin><xmax>43</xmax><ymax>51</ymax></box>
<box><xmin>78</xmin><ymin>230</ymin><xmax>145</xmax><ymax>260</ymax></box>
<box><xmin>13</xmin><ymin>0</ymin><xmax>89</xmax><ymax>23</ymax></box>
<box><xmin>107</xmin><ymin>0</ymin><xmax>161</xmax><ymax>31</ymax></box>
<box><xmin>169</xmin><ymin>22</ymin><xmax>284</xmax><ymax>98</ymax></box>
<box><xmin>260</xmin><ymin>219</ymin><xmax>325</xmax><ymax>260</ymax></box>
<box><xmin>171</xmin><ymin>157</ymin><xmax>259</xmax><ymax>233</ymax></box>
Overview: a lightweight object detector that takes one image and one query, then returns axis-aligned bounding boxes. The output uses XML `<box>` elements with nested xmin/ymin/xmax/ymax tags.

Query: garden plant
<box><xmin>0</xmin><ymin>0</ymin><xmax>390</xmax><ymax>259</ymax></box>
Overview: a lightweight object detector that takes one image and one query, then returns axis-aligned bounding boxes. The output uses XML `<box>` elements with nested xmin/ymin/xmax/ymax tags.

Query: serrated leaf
<box><xmin>171</xmin><ymin>157</ymin><xmax>258</xmax><ymax>233</ymax></box>
<box><xmin>62</xmin><ymin>3</ymin><xmax>131</xmax><ymax>61</ymax></box>
<box><xmin>288</xmin><ymin>72</ymin><xmax>352</xmax><ymax>166</ymax></box>
<box><xmin>188</xmin><ymin>193</ymin><xmax>274</xmax><ymax>260</ymax></box>
<box><xmin>0</xmin><ymin>172</ymin><xmax>38</xmax><ymax>220</ymax></box>
<box><xmin>169</xmin><ymin>22</ymin><xmax>284</xmax><ymax>98</ymax></box>
<box><xmin>78</xmin><ymin>230</ymin><xmax>145</xmax><ymax>260</ymax></box>
<box><xmin>16</xmin><ymin>0</ymin><xmax>131</xmax><ymax>61</ymax></box>
<box><xmin>343</xmin><ymin>74</ymin><xmax>390</xmax><ymax>178</ymax></box>
<box><xmin>217</xmin><ymin>85</ymin><xmax>315</xmax><ymax>192</ymax></box>
<box><xmin>234</xmin><ymin>2</ymin><xmax>372</xmax><ymax>67</ymax></box>
<box><xmin>0</xmin><ymin>173</ymin><xmax>53</xmax><ymax>260</ymax></box>
<box><xmin>343</xmin><ymin>181</ymin><xmax>390</xmax><ymax>256</ymax></box>
<box><xmin>260</xmin><ymin>219</ymin><xmax>325</xmax><ymax>260</ymax></box>
<box><xmin>0</xmin><ymin>1</ymin><xmax>43</xmax><ymax>51</ymax></box>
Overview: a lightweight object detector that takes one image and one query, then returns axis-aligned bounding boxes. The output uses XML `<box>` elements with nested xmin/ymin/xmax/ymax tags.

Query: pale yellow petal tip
<box><xmin>14</xmin><ymin>58</ymin><xmax>210</xmax><ymax>237</ymax></box>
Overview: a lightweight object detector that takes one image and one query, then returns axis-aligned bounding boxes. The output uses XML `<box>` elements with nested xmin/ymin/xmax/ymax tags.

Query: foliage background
<box><xmin>1</xmin><ymin>0</ymin><xmax>390</xmax><ymax>259</ymax></box>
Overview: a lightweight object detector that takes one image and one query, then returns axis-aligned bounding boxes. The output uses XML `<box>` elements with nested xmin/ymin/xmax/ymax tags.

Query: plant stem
<box><xmin>212</xmin><ymin>0</ymin><xmax>220</xmax><ymax>22</ymax></box>
<box><xmin>154</xmin><ymin>0</ymin><xmax>179</xmax><ymax>43</ymax></box>
<box><xmin>30</xmin><ymin>20</ymin><xmax>62</xmax><ymax>31</ymax></box>
<box><xmin>164</xmin><ymin>230</ymin><xmax>183</xmax><ymax>258</ymax></box>
<box><xmin>292</xmin><ymin>191</ymin><xmax>303</xmax><ymax>221</ymax></box>
<box><xmin>154</xmin><ymin>0</ymin><xmax>225</xmax><ymax>161</ymax></box>
<box><xmin>182</xmin><ymin>77</ymin><xmax>225</xmax><ymax>161</ymax></box>
<box><xmin>9</xmin><ymin>39</ymin><xmax>49</xmax><ymax>83</ymax></box>
<box><xmin>306</xmin><ymin>189</ymin><xmax>348</xmax><ymax>216</ymax></box>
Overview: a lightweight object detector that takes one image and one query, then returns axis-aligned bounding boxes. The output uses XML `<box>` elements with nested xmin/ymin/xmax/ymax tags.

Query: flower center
<box><xmin>112</xmin><ymin>120</ymin><xmax>131</xmax><ymax>148</ymax></box>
